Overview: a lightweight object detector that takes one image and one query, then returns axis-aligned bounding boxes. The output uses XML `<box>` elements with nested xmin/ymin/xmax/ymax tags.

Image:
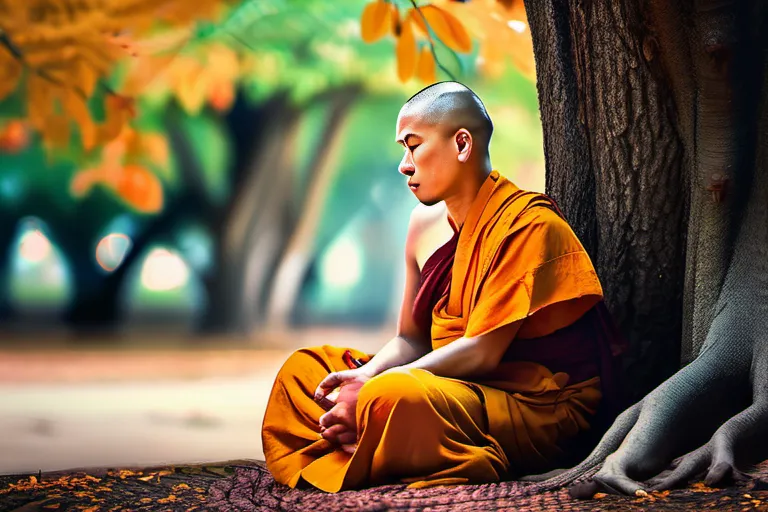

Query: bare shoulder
<box><xmin>406</xmin><ymin>203</ymin><xmax>454</xmax><ymax>270</ymax></box>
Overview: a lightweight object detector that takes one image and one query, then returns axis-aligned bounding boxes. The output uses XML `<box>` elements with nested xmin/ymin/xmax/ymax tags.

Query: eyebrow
<box><xmin>395</xmin><ymin>133</ymin><xmax>419</xmax><ymax>145</ymax></box>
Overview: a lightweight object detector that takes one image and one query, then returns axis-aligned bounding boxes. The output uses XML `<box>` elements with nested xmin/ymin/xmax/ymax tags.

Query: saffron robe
<box><xmin>262</xmin><ymin>170</ymin><xmax>624</xmax><ymax>492</ymax></box>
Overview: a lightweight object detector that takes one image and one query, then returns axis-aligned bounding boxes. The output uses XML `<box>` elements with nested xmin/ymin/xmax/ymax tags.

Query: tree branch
<box><xmin>408</xmin><ymin>0</ymin><xmax>458</xmax><ymax>81</ymax></box>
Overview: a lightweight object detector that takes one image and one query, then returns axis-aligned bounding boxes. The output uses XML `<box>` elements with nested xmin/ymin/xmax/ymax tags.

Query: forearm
<box><xmin>362</xmin><ymin>335</ymin><xmax>429</xmax><ymax>377</ymax></box>
<box><xmin>398</xmin><ymin>337</ymin><xmax>492</xmax><ymax>378</ymax></box>
<box><xmin>397</xmin><ymin>321</ymin><xmax>522</xmax><ymax>379</ymax></box>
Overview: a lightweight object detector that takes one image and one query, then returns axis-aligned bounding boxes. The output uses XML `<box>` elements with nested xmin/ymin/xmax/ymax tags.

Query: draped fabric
<box><xmin>262</xmin><ymin>171</ymin><xmax>625</xmax><ymax>493</ymax></box>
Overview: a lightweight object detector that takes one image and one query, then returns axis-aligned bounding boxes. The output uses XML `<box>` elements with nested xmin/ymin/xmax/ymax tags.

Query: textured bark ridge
<box><xmin>523</xmin><ymin>0</ymin><xmax>768</xmax><ymax>498</ymax></box>
<box><xmin>527</xmin><ymin>0</ymin><xmax>688</xmax><ymax>400</ymax></box>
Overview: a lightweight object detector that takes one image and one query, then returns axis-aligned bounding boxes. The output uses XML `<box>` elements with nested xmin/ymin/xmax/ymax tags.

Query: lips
<box><xmin>408</xmin><ymin>182</ymin><xmax>419</xmax><ymax>189</ymax></box>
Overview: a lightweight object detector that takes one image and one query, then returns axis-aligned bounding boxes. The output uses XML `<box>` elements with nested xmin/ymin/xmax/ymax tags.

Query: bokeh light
<box><xmin>96</xmin><ymin>233</ymin><xmax>133</xmax><ymax>272</ymax></box>
<box><xmin>319</xmin><ymin>235</ymin><xmax>362</xmax><ymax>290</ymax></box>
<box><xmin>19</xmin><ymin>229</ymin><xmax>51</xmax><ymax>263</ymax></box>
<box><xmin>140</xmin><ymin>248</ymin><xmax>190</xmax><ymax>291</ymax></box>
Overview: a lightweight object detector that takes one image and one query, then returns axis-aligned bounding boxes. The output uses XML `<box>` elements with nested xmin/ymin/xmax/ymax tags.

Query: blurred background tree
<box><xmin>0</xmin><ymin>0</ymin><xmax>544</xmax><ymax>339</ymax></box>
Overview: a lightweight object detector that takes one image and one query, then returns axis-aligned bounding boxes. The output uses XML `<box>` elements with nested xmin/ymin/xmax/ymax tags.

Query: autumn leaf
<box><xmin>63</xmin><ymin>91</ymin><xmax>97</xmax><ymax>150</ymax></box>
<box><xmin>478</xmin><ymin>36</ymin><xmax>507</xmax><ymax>78</ymax></box>
<box><xmin>0</xmin><ymin>120</ymin><xmax>30</xmax><ymax>153</ymax></box>
<box><xmin>396</xmin><ymin>17</ymin><xmax>417</xmax><ymax>82</ymax></box>
<box><xmin>409</xmin><ymin>5</ymin><xmax>472</xmax><ymax>53</ymax></box>
<box><xmin>140</xmin><ymin>133</ymin><xmax>171</xmax><ymax>168</ymax></box>
<box><xmin>98</xmin><ymin>95</ymin><xmax>136</xmax><ymax>145</ymax></box>
<box><xmin>158</xmin><ymin>494</ymin><xmax>179</xmax><ymax>504</ymax></box>
<box><xmin>497</xmin><ymin>0</ymin><xmax>524</xmax><ymax>9</ymax></box>
<box><xmin>416</xmin><ymin>45</ymin><xmax>436</xmax><ymax>83</ymax></box>
<box><xmin>389</xmin><ymin>3</ymin><xmax>401</xmax><ymax>36</ymax></box>
<box><xmin>0</xmin><ymin>1</ymin><xmax>224</xmax><ymax>151</ymax></box>
<box><xmin>690</xmin><ymin>481</ymin><xmax>719</xmax><ymax>493</ymax></box>
<box><xmin>361</xmin><ymin>0</ymin><xmax>392</xmax><ymax>43</ymax></box>
<box><xmin>433</xmin><ymin>0</ymin><xmax>535</xmax><ymax>81</ymax></box>
<box><xmin>0</xmin><ymin>56</ymin><xmax>22</xmax><ymax>101</ymax></box>
<box><xmin>114</xmin><ymin>165</ymin><xmax>164</xmax><ymax>212</ymax></box>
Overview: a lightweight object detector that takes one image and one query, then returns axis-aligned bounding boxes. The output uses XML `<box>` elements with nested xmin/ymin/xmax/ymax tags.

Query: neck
<box><xmin>444</xmin><ymin>162</ymin><xmax>492</xmax><ymax>231</ymax></box>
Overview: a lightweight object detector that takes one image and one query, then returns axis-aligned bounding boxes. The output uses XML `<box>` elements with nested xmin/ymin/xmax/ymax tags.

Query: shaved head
<box><xmin>398</xmin><ymin>81</ymin><xmax>493</xmax><ymax>151</ymax></box>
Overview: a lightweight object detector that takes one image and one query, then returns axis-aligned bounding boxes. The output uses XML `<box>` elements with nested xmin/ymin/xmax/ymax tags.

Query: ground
<box><xmin>0</xmin><ymin>331</ymin><xmax>766</xmax><ymax>511</ymax></box>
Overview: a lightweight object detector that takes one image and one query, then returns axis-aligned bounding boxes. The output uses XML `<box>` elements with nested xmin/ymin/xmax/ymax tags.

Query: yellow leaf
<box><xmin>26</xmin><ymin>76</ymin><xmax>52</xmax><ymax>132</ymax></box>
<box><xmin>360</xmin><ymin>1</ymin><xmax>391</xmax><ymax>43</ymax></box>
<box><xmin>415</xmin><ymin>46</ymin><xmax>436</xmax><ymax>84</ymax></box>
<box><xmin>98</xmin><ymin>95</ymin><xmax>134</xmax><ymax>145</ymax></box>
<box><xmin>389</xmin><ymin>3</ymin><xmax>400</xmax><ymax>37</ymax></box>
<box><xmin>158</xmin><ymin>494</ymin><xmax>178</xmax><ymax>504</ymax></box>
<box><xmin>76</xmin><ymin>58</ymin><xmax>99</xmax><ymax>97</ymax></box>
<box><xmin>63</xmin><ymin>92</ymin><xmax>97</xmax><ymax>150</ymax></box>
<box><xmin>478</xmin><ymin>40</ymin><xmax>507</xmax><ymax>79</ymax></box>
<box><xmin>140</xmin><ymin>133</ymin><xmax>170</xmax><ymax>167</ymax></box>
<box><xmin>139</xmin><ymin>498</ymin><xmax>152</xmax><ymax>504</ymax></box>
<box><xmin>174</xmin><ymin>59</ymin><xmax>208</xmax><ymax>114</ymax></box>
<box><xmin>42</xmin><ymin>116</ymin><xmax>71</xmax><ymax>149</ymax></box>
<box><xmin>410</xmin><ymin>5</ymin><xmax>472</xmax><ymax>53</ymax></box>
<box><xmin>137</xmin><ymin>475</ymin><xmax>155</xmax><ymax>482</ymax></box>
<box><xmin>0</xmin><ymin>57</ymin><xmax>21</xmax><ymax>101</ymax></box>
<box><xmin>396</xmin><ymin>17</ymin><xmax>417</xmax><ymax>82</ymax></box>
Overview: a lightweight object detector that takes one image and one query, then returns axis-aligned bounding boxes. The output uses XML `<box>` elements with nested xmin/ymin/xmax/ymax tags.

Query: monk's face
<box><xmin>395</xmin><ymin>114</ymin><xmax>462</xmax><ymax>206</ymax></box>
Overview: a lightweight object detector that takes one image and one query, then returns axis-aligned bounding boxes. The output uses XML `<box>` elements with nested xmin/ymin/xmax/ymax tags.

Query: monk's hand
<box><xmin>315</xmin><ymin>368</ymin><xmax>372</xmax><ymax>445</ymax></box>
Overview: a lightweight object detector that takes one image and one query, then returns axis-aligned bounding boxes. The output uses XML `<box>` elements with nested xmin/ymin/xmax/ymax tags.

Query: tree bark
<box><xmin>521</xmin><ymin>0</ymin><xmax>768</xmax><ymax>496</ymax></box>
<box><xmin>526</xmin><ymin>0</ymin><xmax>688</xmax><ymax>400</ymax></box>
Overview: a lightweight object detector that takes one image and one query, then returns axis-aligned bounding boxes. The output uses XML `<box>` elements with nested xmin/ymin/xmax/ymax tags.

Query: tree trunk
<box><xmin>0</xmin><ymin>216</ymin><xmax>17</xmax><ymax>323</ymax></box>
<box><xmin>200</xmin><ymin>86</ymin><xmax>363</xmax><ymax>334</ymax></box>
<box><xmin>522</xmin><ymin>0</ymin><xmax>768</xmax><ymax>496</ymax></box>
<box><xmin>199</xmin><ymin>96</ymin><xmax>303</xmax><ymax>334</ymax></box>
<box><xmin>265</xmin><ymin>85</ymin><xmax>362</xmax><ymax>328</ymax></box>
<box><xmin>526</xmin><ymin>0</ymin><xmax>688</xmax><ymax>400</ymax></box>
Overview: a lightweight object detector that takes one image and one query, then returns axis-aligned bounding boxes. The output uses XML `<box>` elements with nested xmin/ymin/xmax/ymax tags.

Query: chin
<box><xmin>418</xmin><ymin>196</ymin><xmax>441</xmax><ymax>207</ymax></box>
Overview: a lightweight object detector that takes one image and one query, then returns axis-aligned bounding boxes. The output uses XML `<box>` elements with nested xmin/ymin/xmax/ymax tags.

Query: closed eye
<box><xmin>408</xmin><ymin>144</ymin><xmax>419</xmax><ymax>152</ymax></box>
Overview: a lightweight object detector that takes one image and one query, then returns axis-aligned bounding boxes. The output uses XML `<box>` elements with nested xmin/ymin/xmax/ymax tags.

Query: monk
<box><xmin>261</xmin><ymin>81</ymin><xmax>626</xmax><ymax>493</ymax></box>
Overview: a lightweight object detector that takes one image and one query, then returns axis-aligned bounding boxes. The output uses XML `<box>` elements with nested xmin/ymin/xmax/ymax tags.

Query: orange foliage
<box><xmin>416</xmin><ymin>46</ymin><xmax>437</xmax><ymax>83</ymax></box>
<box><xmin>396</xmin><ymin>17</ymin><xmax>418</xmax><ymax>82</ymax></box>
<box><xmin>70</xmin><ymin>127</ymin><xmax>168</xmax><ymax>213</ymax></box>
<box><xmin>434</xmin><ymin>0</ymin><xmax>535</xmax><ymax>80</ymax></box>
<box><xmin>0</xmin><ymin>0</ymin><xmax>226</xmax><ymax>150</ymax></box>
<box><xmin>0</xmin><ymin>120</ymin><xmax>30</xmax><ymax>153</ymax></box>
<box><xmin>361</xmin><ymin>0</ymin><xmax>393</xmax><ymax>43</ymax></box>
<box><xmin>358</xmin><ymin>0</ymin><xmax>535</xmax><ymax>83</ymax></box>
<box><xmin>410</xmin><ymin>5</ymin><xmax>472</xmax><ymax>53</ymax></box>
<box><xmin>360</xmin><ymin>1</ymin><xmax>474</xmax><ymax>84</ymax></box>
<box><xmin>125</xmin><ymin>42</ymin><xmax>240</xmax><ymax>115</ymax></box>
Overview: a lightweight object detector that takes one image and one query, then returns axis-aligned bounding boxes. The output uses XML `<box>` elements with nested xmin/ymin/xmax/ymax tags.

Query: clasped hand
<box><xmin>314</xmin><ymin>367</ymin><xmax>373</xmax><ymax>454</ymax></box>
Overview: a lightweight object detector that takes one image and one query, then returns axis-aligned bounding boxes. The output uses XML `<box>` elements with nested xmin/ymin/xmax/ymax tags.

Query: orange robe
<box><xmin>262</xmin><ymin>170</ymin><xmax>608</xmax><ymax>492</ymax></box>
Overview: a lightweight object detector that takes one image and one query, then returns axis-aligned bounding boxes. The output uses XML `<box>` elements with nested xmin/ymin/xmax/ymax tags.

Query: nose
<box><xmin>399</xmin><ymin>153</ymin><xmax>414</xmax><ymax>177</ymax></box>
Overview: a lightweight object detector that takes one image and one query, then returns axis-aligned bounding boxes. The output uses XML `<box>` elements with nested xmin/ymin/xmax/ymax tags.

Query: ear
<box><xmin>455</xmin><ymin>129</ymin><xmax>472</xmax><ymax>163</ymax></box>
